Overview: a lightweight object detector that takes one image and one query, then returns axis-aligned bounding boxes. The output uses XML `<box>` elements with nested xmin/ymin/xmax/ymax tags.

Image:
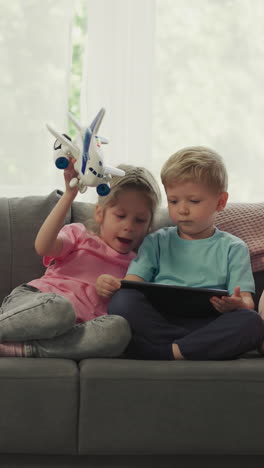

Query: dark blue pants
<box><xmin>108</xmin><ymin>289</ymin><xmax>264</xmax><ymax>360</ymax></box>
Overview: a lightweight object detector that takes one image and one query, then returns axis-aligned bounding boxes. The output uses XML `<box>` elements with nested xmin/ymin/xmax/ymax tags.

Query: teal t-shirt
<box><xmin>127</xmin><ymin>227</ymin><xmax>255</xmax><ymax>295</ymax></box>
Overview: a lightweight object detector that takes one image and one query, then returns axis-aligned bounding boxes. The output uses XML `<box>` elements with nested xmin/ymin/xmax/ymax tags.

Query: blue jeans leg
<box><xmin>25</xmin><ymin>315</ymin><xmax>131</xmax><ymax>359</ymax></box>
<box><xmin>0</xmin><ymin>284</ymin><xmax>76</xmax><ymax>341</ymax></box>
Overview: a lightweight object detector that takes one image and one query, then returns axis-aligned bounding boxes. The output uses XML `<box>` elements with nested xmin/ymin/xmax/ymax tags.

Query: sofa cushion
<box><xmin>0</xmin><ymin>190</ymin><xmax>70</xmax><ymax>303</ymax></box>
<box><xmin>71</xmin><ymin>199</ymin><xmax>95</xmax><ymax>225</ymax></box>
<box><xmin>0</xmin><ymin>358</ymin><xmax>79</xmax><ymax>454</ymax></box>
<box><xmin>79</xmin><ymin>356</ymin><xmax>264</xmax><ymax>455</ymax></box>
<box><xmin>215</xmin><ymin>202</ymin><xmax>264</xmax><ymax>273</ymax></box>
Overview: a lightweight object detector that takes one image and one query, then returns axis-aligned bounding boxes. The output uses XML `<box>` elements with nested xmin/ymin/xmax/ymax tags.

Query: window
<box><xmin>1</xmin><ymin>0</ymin><xmax>263</xmax><ymax>204</ymax></box>
<box><xmin>0</xmin><ymin>0</ymin><xmax>74</xmax><ymax>196</ymax></box>
<box><xmin>82</xmin><ymin>0</ymin><xmax>264</xmax><ymax>203</ymax></box>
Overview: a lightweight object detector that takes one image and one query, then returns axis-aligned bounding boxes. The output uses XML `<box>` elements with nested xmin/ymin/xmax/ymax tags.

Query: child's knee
<box><xmin>247</xmin><ymin>310</ymin><xmax>264</xmax><ymax>334</ymax></box>
<box><xmin>93</xmin><ymin>315</ymin><xmax>132</xmax><ymax>357</ymax></box>
<box><xmin>108</xmin><ymin>315</ymin><xmax>132</xmax><ymax>342</ymax></box>
<box><xmin>238</xmin><ymin>309</ymin><xmax>264</xmax><ymax>341</ymax></box>
<box><xmin>108</xmin><ymin>289</ymin><xmax>144</xmax><ymax>318</ymax></box>
<box><xmin>50</xmin><ymin>295</ymin><xmax>76</xmax><ymax>332</ymax></box>
<box><xmin>108</xmin><ymin>290</ymin><xmax>129</xmax><ymax>316</ymax></box>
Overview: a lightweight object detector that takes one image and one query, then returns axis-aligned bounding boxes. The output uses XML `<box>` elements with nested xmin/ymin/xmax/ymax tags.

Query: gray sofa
<box><xmin>1</xmin><ymin>189</ymin><xmax>264</xmax><ymax>468</ymax></box>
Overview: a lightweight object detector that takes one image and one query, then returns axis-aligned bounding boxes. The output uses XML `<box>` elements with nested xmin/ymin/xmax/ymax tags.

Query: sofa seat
<box><xmin>79</xmin><ymin>354</ymin><xmax>264</xmax><ymax>455</ymax></box>
<box><xmin>0</xmin><ymin>358</ymin><xmax>79</xmax><ymax>454</ymax></box>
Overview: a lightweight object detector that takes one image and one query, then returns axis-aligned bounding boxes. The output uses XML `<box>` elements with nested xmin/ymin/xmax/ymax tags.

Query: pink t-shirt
<box><xmin>28</xmin><ymin>223</ymin><xmax>136</xmax><ymax>323</ymax></box>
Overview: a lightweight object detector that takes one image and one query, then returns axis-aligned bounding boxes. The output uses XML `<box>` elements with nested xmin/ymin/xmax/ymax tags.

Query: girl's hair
<box><xmin>160</xmin><ymin>146</ymin><xmax>228</xmax><ymax>192</ymax></box>
<box><xmin>87</xmin><ymin>164</ymin><xmax>161</xmax><ymax>233</ymax></box>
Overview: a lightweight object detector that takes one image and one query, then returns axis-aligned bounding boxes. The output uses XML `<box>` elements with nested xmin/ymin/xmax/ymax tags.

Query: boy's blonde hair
<box><xmin>88</xmin><ymin>164</ymin><xmax>161</xmax><ymax>233</ymax></box>
<box><xmin>160</xmin><ymin>146</ymin><xmax>228</xmax><ymax>193</ymax></box>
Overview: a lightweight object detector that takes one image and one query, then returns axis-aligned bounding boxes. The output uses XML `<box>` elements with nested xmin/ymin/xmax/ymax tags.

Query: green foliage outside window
<box><xmin>68</xmin><ymin>0</ymin><xmax>87</xmax><ymax>139</ymax></box>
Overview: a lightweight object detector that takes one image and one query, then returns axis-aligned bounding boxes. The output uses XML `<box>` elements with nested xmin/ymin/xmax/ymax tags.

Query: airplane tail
<box><xmin>68</xmin><ymin>112</ymin><xmax>82</xmax><ymax>132</ymax></box>
<box><xmin>90</xmin><ymin>108</ymin><xmax>106</xmax><ymax>136</ymax></box>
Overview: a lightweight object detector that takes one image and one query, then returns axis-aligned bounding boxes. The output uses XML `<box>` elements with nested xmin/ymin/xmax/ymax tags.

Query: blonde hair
<box><xmin>88</xmin><ymin>164</ymin><xmax>161</xmax><ymax>233</ymax></box>
<box><xmin>160</xmin><ymin>146</ymin><xmax>228</xmax><ymax>193</ymax></box>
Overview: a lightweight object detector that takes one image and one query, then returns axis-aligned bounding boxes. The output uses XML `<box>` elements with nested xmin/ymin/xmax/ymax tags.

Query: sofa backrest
<box><xmin>0</xmin><ymin>191</ymin><xmax>264</xmax><ymax>307</ymax></box>
<box><xmin>0</xmin><ymin>190</ymin><xmax>96</xmax><ymax>304</ymax></box>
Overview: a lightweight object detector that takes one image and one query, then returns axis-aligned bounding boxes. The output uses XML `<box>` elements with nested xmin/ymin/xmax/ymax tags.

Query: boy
<box><xmin>102</xmin><ymin>146</ymin><xmax>264</xmax><ymax>360</ymax></box>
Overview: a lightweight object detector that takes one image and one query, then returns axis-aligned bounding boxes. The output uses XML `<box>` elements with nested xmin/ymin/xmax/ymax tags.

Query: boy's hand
<box><xmin>96</xmin><ymin>274</ymin><xmax>121</xmax><ymax>298</ymax></box>
<box><xmin>210</xmin><ymin>286</ymin><xmax>245</xmax><ymax>313</ymax></box>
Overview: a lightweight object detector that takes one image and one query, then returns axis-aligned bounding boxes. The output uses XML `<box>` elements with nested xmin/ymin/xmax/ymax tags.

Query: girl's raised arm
<box><xmin>35</xmin><ymin>161</ymin><xmax>78</xmax><ymax>257</ymax></box>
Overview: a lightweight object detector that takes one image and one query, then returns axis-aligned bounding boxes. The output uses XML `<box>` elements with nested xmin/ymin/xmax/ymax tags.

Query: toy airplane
<box><xmin>46</xmin><ymin>108</ymin><xmax>125</xmax><ymax>195</ymax></box>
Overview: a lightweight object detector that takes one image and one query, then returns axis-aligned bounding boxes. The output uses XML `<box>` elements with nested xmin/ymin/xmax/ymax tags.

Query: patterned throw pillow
<box><xmin>216</xmin><ymin>203</ymin><xmax>264</xmax><ymax>272</ymax></box>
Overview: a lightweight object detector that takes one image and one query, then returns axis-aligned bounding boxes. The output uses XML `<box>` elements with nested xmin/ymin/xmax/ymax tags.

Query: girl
<box><xmin>0</xmin><ymin>162</ymin><xmax>160</xmax><ymax>359</ymax></box>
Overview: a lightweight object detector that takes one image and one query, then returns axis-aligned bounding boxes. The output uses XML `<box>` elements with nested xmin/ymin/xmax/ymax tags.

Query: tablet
<box><xmin>120</xmin><ymin>280</ymin><xmax>228</xmax><ymax>318</ymax></box>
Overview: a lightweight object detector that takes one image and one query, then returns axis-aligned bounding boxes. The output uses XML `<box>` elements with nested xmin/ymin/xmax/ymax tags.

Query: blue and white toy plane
<box><xmin>46</xmin><ymin>108</ymin><xmax>125</xmax><ymax>195</ymax></box>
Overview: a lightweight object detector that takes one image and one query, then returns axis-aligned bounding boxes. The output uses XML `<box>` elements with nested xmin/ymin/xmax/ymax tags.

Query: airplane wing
<box><xmin>68</xmin><ymin>112</ymin><xmax>82</xmax><ymax>132</ymax></box>
<box><xmin>46</xmin><ymin>124</ymin><xmax>80</xmax><ymax>159</ymax></box>
<box><xmin>104</xmin><ymin>166</ymin><xmax>125</xmax><ymax>177</ymax></box>
<box><xmin>98</xmin><ymin>136</ymin><xmax>109</xmax><ymax>144</ymax></box>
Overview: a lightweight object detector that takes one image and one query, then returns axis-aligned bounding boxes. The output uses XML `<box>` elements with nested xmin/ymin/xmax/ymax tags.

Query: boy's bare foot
<box><xmin>172</xmin><ymin>343</ymin><xmax>184</xmax><ymax>360</ymax></box>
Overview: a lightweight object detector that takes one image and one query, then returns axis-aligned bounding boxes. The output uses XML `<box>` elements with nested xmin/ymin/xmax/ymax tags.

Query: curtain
<box><xmin>153</xmin><ymin>0</ymin><xmax>264</xmax><ymax>202</ymax></box>
<box><xmin>79</xmin><ymin>0</ymin><xmax>155</xmax><ymax>203</ymax></box>
<box><xmin>82</xmin><ymin>0</ymin><xmax>264</xmax><ymax>204</ymax></box>
<box><xmin>0</xmin><ymin>0</ymin><xmax>74</xmax><ymax>197</ymax></box>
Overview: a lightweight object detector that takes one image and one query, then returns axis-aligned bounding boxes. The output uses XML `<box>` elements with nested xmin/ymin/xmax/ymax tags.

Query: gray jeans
<box><xmin>0</xmin><ymin>284</ymin><xmax>131</xmax><ymax>359</ymax></box>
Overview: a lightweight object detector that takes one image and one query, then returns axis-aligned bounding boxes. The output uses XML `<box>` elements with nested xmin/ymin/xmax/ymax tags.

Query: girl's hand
<box><xmin>210</xmin><ymin>286</ymin><xmax>245</xmax><ymax>313</ymax></box>
<box><xmin>96</xmin><ymin>274</ymin><xmax>121</xmax><ymax>298</ymax></box>
<box><xmin>64</xmin><ymin>159</ymin><xmax>79</xmax><ymax>197</ymax></box>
